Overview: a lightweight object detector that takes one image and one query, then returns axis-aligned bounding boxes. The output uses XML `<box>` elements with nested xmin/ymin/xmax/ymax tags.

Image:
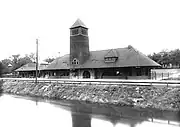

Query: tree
<box><xmin>148</xmin><ymin>48</ymin><xmax>180</xmax><ymax>68</ymax></box>
<box><xmin>11</xmin><ymin>54</ymin><xmax>34</xmax><ymax>71</ymax></box>
<box><xmin>10</xmin><ymin>54</ymin><xmax>21</xmax><ymax>71</ymax></box>
<box><xmin>1</xmin><ymin>53</ymin><xmax>36</xmax><ymax>72</ymax></box>
<box><xmin>148</xmin><ymin>53</ymin><xmax>162</xmax><ymax>63</ymax></box>
<box><xmin>1</xmin><ymin>59</ymin><xmax>12</xmax><ymax>67</ymax></box>
<box><xmin>1</xmin><ymin>58</ymin><xmax>12</xmax><ymax>73</ymax></box>
<box><xmin>44</xmin><ymin>57</ymin><xmax>55</xmax><ymax>63</ymax></box>
<box><xmin>26</xmin><ymin>53</ymin><xmax>35</xmax><ymax>62</ymax></box>
<box><xmin>0</xmin><ymin>62</ymin><xmax>7</xmax><ymax>76</ymax></box>
<box><xmin>11</xmin><ymin>54</ymin><xmax>20</xmax><ymax>64</ymax></box>
<box><xmin>0</xmin><ymin>62</ymin><xmax>3</xmax><ymax>76</ymax></box>
<box><xmin>169</xmin><ymin>49</ymin><xmax>180</xmax><ymax>66</ymax></box>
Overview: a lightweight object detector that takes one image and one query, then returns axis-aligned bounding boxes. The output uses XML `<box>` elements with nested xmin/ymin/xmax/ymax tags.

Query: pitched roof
<box><xmin>45</xmin><ymin>54</ymin><xmax>70</xmax><ymax>70</ymax></box>
<box><xmin>44</xmin><ymin>46</ymin><xmax>160</xmax><ymax>70</ymax></box>
<box><xmin>70</xmin><ymin>19</ymin><xmax>87</xmax><ymax>28</ymax></box>
<box><xmin>15</xmin><ymin>62</ymin><xmax>48</xmax><ymax>72</ymax></box>
<box><xmin>104</xmin><ymin>49</ymin><xmax>118</xmax><ymax>58</ymax></box>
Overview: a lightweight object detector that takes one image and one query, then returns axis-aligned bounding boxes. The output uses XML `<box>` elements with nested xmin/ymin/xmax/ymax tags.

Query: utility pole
<box><xmin>35</xmin><ymin>39</ymin><xmax>38</xmax><ymax>85</ymax></box>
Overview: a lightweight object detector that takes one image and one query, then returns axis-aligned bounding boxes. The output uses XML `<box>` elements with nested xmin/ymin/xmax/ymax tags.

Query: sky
<box><xmin>0</xmin><ymin>0</ymin><xmax>180</xmax><ymax>62</ymax></box>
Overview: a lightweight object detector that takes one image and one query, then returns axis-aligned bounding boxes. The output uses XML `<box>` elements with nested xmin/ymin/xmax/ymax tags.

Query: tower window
<box><xmin>72</xmin><ymin>58</ymin><xmax>79</xmax><ymax>65</ymax></box>
<box><xmin>81</xmin><ymin>28</ymin><xmax>88</xmax><ymax>35</ymax></box>
<box><xmin>71</xmin><ymin>28</ymin><xmax>79</xmax><ymax>35</ymax></box>
<box><xmin>71</xmin><ymin>27</ymin><xmax>88</xmax><ymax>36</ymax></box>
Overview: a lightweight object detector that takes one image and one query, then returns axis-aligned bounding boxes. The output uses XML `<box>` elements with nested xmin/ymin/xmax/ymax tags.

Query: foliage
<box><xmin>0</xmin><ymin>53</ymin><xmax>36</xmax><ymax>73</ymax></box>
<box><xmin>0</xmin><ymin>62</ymin><xmax>3</xmax><ymax>76</ymax></box>
<box><xmin>148</xmin><ymin>49</ymin><xmax>180</xmax><ymax>67</ymax></box>
<box><xmin>0</xmin><ymin>60</ymin><xmax>10</xmax><ymax>74</ymax></box>
<box><xmin>44</xmin><ymin>57</ymin><xmax>55</xmax><ymax>63</ymax></box>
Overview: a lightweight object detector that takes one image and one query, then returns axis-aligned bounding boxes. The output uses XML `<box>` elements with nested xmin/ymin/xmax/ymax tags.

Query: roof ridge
<box><xmin>70</xmin><ymin>19</ymin><xmax>87</xmax><ymax>28</ymax></box>
<box><xmin>104</xmin><ymin>49</ymin><xmax>118</xmax><ymax>57</ymax></box>
<box><xmin>90</xmin><ymin>47</ymin><xmax>128</xmax><ymax>53</ymax></box>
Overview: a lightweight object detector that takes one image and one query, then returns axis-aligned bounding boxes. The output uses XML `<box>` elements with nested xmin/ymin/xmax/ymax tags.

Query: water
<box><xmin>0</xmin><ymin>94</ymin><xmax>179</xmax><ymax>127</ymax></box>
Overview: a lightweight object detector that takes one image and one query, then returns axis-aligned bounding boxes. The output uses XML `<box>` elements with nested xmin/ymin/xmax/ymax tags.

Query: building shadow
<box><xmin>69</xmin><ymin>101</ymin><xmax>148</xmax><ymax>127</ymax></box>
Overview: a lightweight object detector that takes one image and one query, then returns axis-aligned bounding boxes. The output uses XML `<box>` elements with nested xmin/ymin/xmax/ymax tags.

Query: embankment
<box><xmin>1</xmin><ymin>80</ymin><xmax>180</xmax><ymax>112</ymax></box>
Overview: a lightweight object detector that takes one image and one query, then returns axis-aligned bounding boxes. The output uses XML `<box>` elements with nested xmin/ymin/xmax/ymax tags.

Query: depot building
<box><xmin>16</xmin><ymin>19</ymin><xmax>160</xmax><ymax>79</ymax></box>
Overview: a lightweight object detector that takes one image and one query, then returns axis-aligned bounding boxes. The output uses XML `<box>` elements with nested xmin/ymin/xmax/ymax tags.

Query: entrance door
<box><xmin>83</xmin><ymin>71</ymin><xmax>91</xmax><ymax>78</ymax></box>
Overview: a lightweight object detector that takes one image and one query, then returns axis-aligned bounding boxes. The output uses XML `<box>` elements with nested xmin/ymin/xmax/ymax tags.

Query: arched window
<box><xmin>83</xmin><ymin>71</ymin><xmax>91</xmax><ymax>78</ymax></box>
<box><xmin>72</xmin><ymin>58</ymin><xmax>79</xmax><ymax>65</ymax></box>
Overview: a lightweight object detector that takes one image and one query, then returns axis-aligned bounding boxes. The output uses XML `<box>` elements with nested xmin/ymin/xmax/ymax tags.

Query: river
<box><xmin>0</xmin><ymin>94</ymin><xmax>179</xmax><ymax>127</ymax></box>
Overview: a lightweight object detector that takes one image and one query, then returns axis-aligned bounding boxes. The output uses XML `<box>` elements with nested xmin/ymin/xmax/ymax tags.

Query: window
<box><xmin>71</xmin><ymin>28</ymin><xmax>79</xmax><ymax>35</ymax></box>
<box><xmin>72</xmin><ymin>58</ymin><xmax>79</xmax><ymax>65</ymax></box>
<box><xmin>81</xmin><ymin>28</ymin><xmax>87</xmax><ymax>35</ymax></box>
<box><xmin>83</xmin><ymin>71</ymin><xmax>91</xmax><ymax>78</ymax></box>
<box><xmin>104</xmin><ymin>49</ymin><xmax>118</xmax><ymax>63</ymax></box>
<box><xmin>104</xmin><ymin>57</ymin><xmax>117</xmax><ymax>63</ymax></box>
<box><xmin>71</xmin><ymin>27</ymin><xmax>88</xmax><ymax>36</ymax></box>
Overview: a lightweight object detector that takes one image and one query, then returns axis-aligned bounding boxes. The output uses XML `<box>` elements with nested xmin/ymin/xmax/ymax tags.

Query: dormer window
<box><xmin>104</xmin><ymin>57</ymin><xmax>118</xmax><ymax>63</ymax></box>
<box><xmin>104</xmin><ymin>49</ymin><xmax>118</xmax><ymax>63</ymax></box>
<box><xmin>72</xmin><ymin>58</ymin><xmax>79</xmax><ymax>65</ymax></box>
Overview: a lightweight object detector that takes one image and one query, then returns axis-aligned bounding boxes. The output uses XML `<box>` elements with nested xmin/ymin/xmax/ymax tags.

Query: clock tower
<box><xmin>70</xmin><ymin>19</ymin><xmax>90</xmax><ymax>68</ymax></box>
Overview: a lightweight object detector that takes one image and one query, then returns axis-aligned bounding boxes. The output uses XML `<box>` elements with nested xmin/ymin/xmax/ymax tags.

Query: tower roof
<box><xmin>70</xmin><ymin>19</ymin><xmax>87</xmax><ymax>28</ymax></box>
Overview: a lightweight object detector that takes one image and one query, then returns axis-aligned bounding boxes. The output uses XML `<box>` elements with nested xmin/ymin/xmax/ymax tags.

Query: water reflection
<box><xmin>51</xmin><ymin>99</ymin><xmax>179</xmax><ymax>127</ymax></box>
<box><xmin>0</xmin><ymin>94</ymin><xmax>179</xmax><ymax>127</ymax></box>
<box><xmin>72</xmin><ymin>112</ymin><xmax>91</xmax><ymax>127</ymax></box>
<box><xmin>69</xmin><ymin>102</ymin><xmax>146</xmax><ymax>127</ymax></box>
<box><xmin>47</xmin><ymin>97</ymin><xmax>180</xmax><ymax>127</ymax></box>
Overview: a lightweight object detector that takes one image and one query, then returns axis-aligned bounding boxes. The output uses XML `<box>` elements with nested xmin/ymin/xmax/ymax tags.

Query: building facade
<box><xmin>15</xmin><ymin>19</ymin><xmax>161</xmax><ymax>79</ymax></box>
<box><xmin>43</xmin><ymin>19</ymin><xmax>160</xmax><ymax>79</ymax></box>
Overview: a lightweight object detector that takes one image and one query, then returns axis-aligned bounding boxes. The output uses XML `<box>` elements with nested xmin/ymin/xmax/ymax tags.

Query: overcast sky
<box><xmin>0</xmin><ymin>0</ymin><xmax>180</xmax><ymax>61</ymax></box>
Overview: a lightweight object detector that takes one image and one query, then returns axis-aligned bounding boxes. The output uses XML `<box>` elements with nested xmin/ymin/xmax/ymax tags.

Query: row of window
<box><xmin>104</xmin><ymin>57</ymin><xmax>118</xmax><ymax>63</ymax></box>
<box><xmin>71</xmin><ymin>27</ymin><xmax>88</xmax><ymax>35</ymax></box>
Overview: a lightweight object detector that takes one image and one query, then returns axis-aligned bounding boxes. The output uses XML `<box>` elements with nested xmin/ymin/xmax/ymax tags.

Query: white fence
<box><xmin>1</xmin><ymin>78</ymin><xmax>180</xmax><ymax>87</ymax></box>
<box><xmin>151</xmin><ymin>69</ymin><xmax>180</xmax><ymax>80</ymax></box>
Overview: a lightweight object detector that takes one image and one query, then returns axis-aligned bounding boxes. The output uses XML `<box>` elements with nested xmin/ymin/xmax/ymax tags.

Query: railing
<box><xmin>151</xmin><ymin>69</ymin><xmax>180</xmax><ymax>80</ymax></box>
<box><xmin>151</xmin><ymin>72</ymin><xmax>178</xmax><ymax>80</ymax></box>
<box><xmin>1</xmin><ymin>78</ymin><xmax>180</xmax><ymax>87</ymax></box>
